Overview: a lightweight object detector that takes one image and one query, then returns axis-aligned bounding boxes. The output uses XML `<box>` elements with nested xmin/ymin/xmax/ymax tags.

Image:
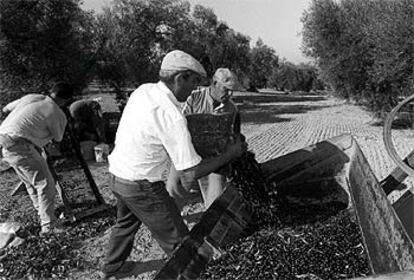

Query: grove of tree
<box><xmin>0</xmin><ymin>0</ymin><xmax>326</xmax><ymax>111</ymax></box>
<box><xmin>302</xmin><ymin>0</ymin><xmax>414</xmax><ymax>115</ymax></box>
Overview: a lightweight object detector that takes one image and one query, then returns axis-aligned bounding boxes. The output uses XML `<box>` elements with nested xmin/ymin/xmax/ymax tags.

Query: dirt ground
<box><xmin>1</xmin><ymin>91</ymin><xmax>413</xmax><ymax>279</ymax></box>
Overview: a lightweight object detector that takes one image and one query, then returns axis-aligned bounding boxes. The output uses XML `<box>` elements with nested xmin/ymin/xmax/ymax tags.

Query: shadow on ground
<box><xmin>370</xmin><ymin>118</ymin><xmax>414</xmax><ymax>130</ymax></box>
<box><xmin>240</xmin><ymin>103</ymin><xmax>333</xmax><ymax>125</ymax></box>
<box><xmin>233</xmin><ymin>94</ymin><xmax>326</xmax><ymax>104</ymax></box>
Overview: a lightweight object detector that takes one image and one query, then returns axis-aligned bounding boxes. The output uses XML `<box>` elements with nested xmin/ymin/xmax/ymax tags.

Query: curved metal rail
<box><xmin>383</xmin><ymin>94</ymin><xmax>414</xmax><ymax>178</ymax></box>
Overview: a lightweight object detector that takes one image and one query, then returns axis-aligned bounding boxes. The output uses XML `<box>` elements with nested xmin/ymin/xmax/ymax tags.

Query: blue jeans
<box><xmin>103</xmin><ymin>175</ymin><xmax>188</xmax><ymax>274</ymax></box>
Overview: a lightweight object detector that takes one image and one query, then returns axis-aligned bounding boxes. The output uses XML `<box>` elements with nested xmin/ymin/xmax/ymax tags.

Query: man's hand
<box><xmin>225</xmin><ymin>134</ymin><xmax>248</xmax><ymax>159</ymax></box>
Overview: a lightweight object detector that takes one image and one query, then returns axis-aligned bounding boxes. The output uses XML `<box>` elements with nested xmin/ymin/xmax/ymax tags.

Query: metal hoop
<box><xmin>383</xmin><ymin>94</ymin><xmax>414</xmax><ymax>178</ymax></box>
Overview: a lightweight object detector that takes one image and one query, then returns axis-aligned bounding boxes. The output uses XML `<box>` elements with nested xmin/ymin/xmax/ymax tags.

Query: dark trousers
<box><xmin>103</xmin><ymin>175</ymin><xmax>188</xmax><ymax>274</ymax></box>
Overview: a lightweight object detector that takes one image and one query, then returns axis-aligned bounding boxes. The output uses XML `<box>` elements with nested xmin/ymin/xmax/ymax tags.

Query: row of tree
<box><xmin>0</xmin><ymin>0</ymin><xmax>323</xmax><ymax>109</ymax></box>
<box><xmin>302</xmin><ymin>0</ymin><xmax>414</xmax><ymax>115</ymax></box>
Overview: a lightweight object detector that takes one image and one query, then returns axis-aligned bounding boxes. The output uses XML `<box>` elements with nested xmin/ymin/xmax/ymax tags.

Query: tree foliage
<box><xmin>269</xmin><ymin>61</ymin><xmax>324</xmax><ymax>92</ymax></box>
<box><xmin>0</xmin><ymin>0</ymin><xmax>323</xmax><ymax>112</ymax></box>
<box><xmin>302</xmin><ymin>0</ymin><xmax>414</xmax><ymax>114</ymax></box>
<box><xmin>249</xmin><ymin>39</ymin><xmax>279</xmax><ymax>89</ymax></box>
<box><xmin>0</xmin><ymin>0</ymin><xmax>97</xmax><ymax>94</ymax></box>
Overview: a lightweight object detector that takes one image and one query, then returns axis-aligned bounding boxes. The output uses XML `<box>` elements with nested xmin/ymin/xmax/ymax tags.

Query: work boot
<box><xmin>102</xmin><ymin>261</ymin><xmax>137</xmax><ymax>279</ymax></box>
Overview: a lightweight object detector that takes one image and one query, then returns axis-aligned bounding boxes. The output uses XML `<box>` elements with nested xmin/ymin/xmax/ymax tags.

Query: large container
<box><xmin>393</xmin><ymin>190</ymin><xmax>414</xmax><ymax>242</ymax></box>
<box><xmin>260</xmin><ymin>134</ymin><xmax>414</xmax><ymax>276</ymax></box>
<box><xmin>155</xmin><ymin>134</ymin><xmax>414</xmax><ymax>279</ymax></box>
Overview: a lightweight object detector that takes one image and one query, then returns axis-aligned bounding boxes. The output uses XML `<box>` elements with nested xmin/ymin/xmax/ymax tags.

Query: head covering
<box><xmin>160</xmin><ymin>50</ymin><xmax>207</xmax><ymax>77</ymax></box>
<box><xmin>213</xmin><ymin>68</ymin><xmax>244</xmax><ymax>91</ymax></box>
<box><xmin>51</xmin><ymin>81</ymin><xmax>74</xmax><ymax>100</ymax></box>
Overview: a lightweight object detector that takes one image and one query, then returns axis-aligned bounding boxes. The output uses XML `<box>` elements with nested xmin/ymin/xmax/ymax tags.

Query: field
<box><xmin>1</xmin><ymin>90</ymin><xmax>413</xmax><ymax>279</ymax></box>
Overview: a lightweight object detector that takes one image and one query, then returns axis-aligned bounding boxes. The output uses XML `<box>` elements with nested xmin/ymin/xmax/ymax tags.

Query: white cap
<box><xmin>160</xmin><ymin>50</ymin><xmax>207</xmax><ymax>77</ymax></box>
<box><xmin>213</xmin><ymin>68</ymin><xmax>244</xmax><ymax>91</ymax></box>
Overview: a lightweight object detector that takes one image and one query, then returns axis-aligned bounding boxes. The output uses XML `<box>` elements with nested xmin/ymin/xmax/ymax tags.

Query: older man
<box><xmin>167</xmin><ymin>68</ymin><xmax>243</xmax><ymax>210</ymax></box>
<box><xmin>0</xmin><ymin>82</ymin><xmax>74</xmax><ymax>235</ymax></box>
<box><xmin>102</xmin><ymin>51</ymin><xmax>247</xmax><ymax>279</ymax></box>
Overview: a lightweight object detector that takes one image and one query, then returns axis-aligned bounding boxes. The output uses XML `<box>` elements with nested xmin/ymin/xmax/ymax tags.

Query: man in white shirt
<box><xmin>0</xmin><ymin>82</ymin><xmax>74</xmax><ymax>235</ymax></box>
<box><xmin>169</xmin><ymin>68</ymin><xmax>243</xmax><ymax>209</ymax></box>
<box><xmin>102</xmin><ymin>50</ymin><xmax>247</xmax><ymax>279</ymax></box>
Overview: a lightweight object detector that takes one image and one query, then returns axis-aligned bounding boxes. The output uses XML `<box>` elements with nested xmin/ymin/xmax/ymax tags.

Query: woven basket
<box><xmin>186</xmin><ymin>112</ymin><xmax>234</xmax><ymax>158</ymax></box>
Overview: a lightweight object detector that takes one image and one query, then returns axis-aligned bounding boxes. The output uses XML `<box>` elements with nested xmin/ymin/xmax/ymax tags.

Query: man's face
<box><xmin>175</xmin><ymin>72</ymin><xmax>201</xmax><ymax>102</ymax></box>
<box><xmin>211</xmin><ymin>82</ymin><xmax>233</xmax><ymax>104</ymax></box>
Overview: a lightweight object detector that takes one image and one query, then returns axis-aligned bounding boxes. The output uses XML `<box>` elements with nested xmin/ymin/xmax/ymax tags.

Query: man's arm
<box><xmin>172</xmin><ymin>135</ymin><xmax>247</xmax><ymax>186</ymax></box>
<box><xmin>2</xmin><ymin>98</ymin><xmax>21</xmax><ymax>114</ymax></box>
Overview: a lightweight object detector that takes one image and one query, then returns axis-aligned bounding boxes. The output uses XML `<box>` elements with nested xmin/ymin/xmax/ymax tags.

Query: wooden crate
<box><xmin>154</xmin><ymin>185</ymin><xmax>255</xmax><ymax>280</ymax></box>
<box><xmin>186</xmin><ymin>113</ymin><xmax>234</xmax><ymax>158</ymax></box>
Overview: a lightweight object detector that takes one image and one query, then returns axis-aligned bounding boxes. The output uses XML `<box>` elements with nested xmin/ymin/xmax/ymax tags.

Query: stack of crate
<box><xmin>154</xmin><ymin>184</ymin><xmax>255</xmax><ymax>280</ymax></box>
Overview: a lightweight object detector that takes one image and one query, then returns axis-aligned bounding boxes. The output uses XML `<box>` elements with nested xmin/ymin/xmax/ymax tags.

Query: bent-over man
<box><xmin>0</xmin><ymin>82</ymin><xmax>74</xmax><ymax>235</ymax></box>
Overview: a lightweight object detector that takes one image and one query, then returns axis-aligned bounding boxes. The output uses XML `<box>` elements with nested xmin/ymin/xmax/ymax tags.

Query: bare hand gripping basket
<box><xmin>185</xmin><ymin>112</ymin><xmax>235</xmax><ymax>158</ymax></box>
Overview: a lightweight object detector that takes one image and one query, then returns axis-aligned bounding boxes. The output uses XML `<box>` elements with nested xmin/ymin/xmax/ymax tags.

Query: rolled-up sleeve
<box><xmin>160</xmin><ymin>118</ymin><xmax>201</xmax><ymax>171</ymax></box>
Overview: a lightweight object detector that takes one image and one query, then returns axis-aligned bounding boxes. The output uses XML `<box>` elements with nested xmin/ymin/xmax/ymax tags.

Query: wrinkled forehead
<box><xmin>215</xmin><ymin>80</ymin><xmax>234</xmax><ymax>90</ymax></box>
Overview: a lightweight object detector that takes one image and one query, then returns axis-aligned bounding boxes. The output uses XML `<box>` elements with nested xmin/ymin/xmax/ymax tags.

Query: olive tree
<box><xmin>302</xmin><ymin>0</ymin><xmax>414</xmax><ymax>115</ymax></box>
<box><xmin>0</xmin><ymin>0</ymin><xmax>98</xmax><ymax>97</ymax></box>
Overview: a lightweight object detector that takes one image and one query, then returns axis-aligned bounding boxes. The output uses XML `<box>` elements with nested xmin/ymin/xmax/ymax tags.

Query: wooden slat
<box><xmin>380</xmin><ymin>150</ymin><xmax>414</xmax><ymax>195</ymax></box>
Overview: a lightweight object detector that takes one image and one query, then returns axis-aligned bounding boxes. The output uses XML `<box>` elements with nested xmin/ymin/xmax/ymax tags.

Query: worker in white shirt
<box><xmin>167</xmin><ymin>68</ymin><xmax>244</xmax><ymax>210</ymax></box>
<box><xmin>102</xmin><ymin>50</ymin><xmax>247</xmax><ymax>279</ymax></box>
<box><xmin>0</xmin><ymin>82</ymin><xmax>74</xmax><ymax>235</ymax></box>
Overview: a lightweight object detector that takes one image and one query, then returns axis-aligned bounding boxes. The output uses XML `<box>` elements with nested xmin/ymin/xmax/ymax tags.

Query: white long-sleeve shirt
<box><xmin>0</xmin><ymin>94</ymin><xmax>67</xmax><ymax>148</ymax></box>
<box><xmin>108</xmin><ymin>81</ymin><xmax>202</xmax><ymax>182</ymax></box>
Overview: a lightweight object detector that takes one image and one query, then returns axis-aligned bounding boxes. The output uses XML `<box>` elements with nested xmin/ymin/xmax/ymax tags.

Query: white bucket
<box><xmin>94</xmin><ymin>144</ymin><xmax>109</xmax><ymax>163</ymax></box>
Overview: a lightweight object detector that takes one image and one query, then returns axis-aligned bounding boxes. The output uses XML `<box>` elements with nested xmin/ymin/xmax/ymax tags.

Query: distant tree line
<box><xmin>0</xmin><ymin>0</ymin><xmax>323</xmax><ymax>110</ymax></box>
<box><xmin>302</xmin><ymin>0</ymin><xmax>414</xmax><ymax>116</ymax></box>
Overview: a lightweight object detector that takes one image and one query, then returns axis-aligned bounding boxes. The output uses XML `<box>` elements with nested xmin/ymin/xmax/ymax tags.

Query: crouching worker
<box><xmin>69</xmin><ymin>98</ymin><xmax>106</xmax><ymax>144</ymax></box>
<box><xmin>0</xmin><ymin>82</ymin><xmax>74</xmax><ymax>235</ymax></box>
<box><xmin>102</xmin><ymin>50</ymin><xmax>247</xmax><ymax>279</ymax></box>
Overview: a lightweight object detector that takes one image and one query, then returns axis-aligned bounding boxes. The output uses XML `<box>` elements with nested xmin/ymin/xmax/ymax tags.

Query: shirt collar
<box><xmin>157</xmin><ymin>81</ymin><xmax>182</xmax><ymax>109</ymax></box>
<box><xmin>207</xmin><ymin>87</ymin><xmax>221</xmax><ymax>109</ymax></box>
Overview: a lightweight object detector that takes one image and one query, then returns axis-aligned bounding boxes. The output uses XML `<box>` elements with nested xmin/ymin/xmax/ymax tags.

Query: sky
<box><xmin>81</xmin><ymin>0</ymin><xmax>312</xmax><ymax>64</ymax></box>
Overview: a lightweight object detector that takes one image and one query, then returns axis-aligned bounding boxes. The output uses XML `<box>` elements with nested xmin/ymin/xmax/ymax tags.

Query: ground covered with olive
<box><xmin>201</xmin><ymin>198</ymin><xmax>370</xmax><ymax>280</ymax></box>
<box><xmin>0</xmin><ymin>164</ymin><xmax>116</xmax><ymax>279</ymax></box>
<box><xmin>197</xmin><ymin>148</ymin><xmax>371</xmax><ymax>280</ymax></box>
